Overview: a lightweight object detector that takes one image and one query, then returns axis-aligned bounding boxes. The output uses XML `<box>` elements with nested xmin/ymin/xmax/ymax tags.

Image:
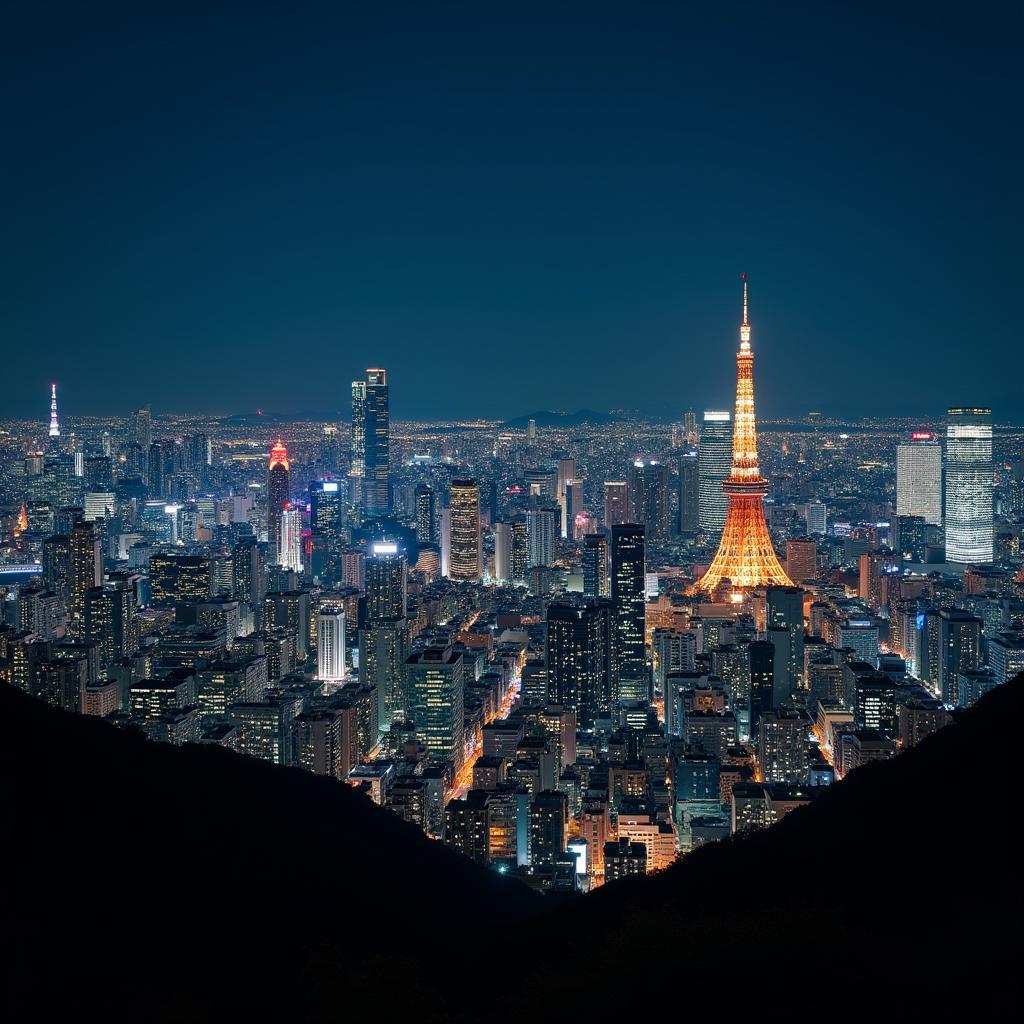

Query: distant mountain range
<box><xmin>501</xmin><ymin>409</ymin><xmax>624</xmax><ymax>429</ymax></box>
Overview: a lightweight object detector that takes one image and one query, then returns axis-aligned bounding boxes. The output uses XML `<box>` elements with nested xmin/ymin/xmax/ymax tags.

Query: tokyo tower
<box><xmin>696</xmin><ymin>276</ymin><xmax>792</xmax><ymax>595</ymax></box>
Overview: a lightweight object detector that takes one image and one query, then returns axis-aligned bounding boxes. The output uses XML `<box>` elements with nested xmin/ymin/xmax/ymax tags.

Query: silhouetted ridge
<box><xmin>0</xmin><ymin>685</ymin><xmax>536</xmax><ymax>1021</ymax></box>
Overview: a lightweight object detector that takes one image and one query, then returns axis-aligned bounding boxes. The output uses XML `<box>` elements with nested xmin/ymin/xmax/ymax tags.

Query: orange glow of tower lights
<box><xmin>696</xmin><ymin>275</ymin><xmax>793</xmax><ymax>594</ymax></box>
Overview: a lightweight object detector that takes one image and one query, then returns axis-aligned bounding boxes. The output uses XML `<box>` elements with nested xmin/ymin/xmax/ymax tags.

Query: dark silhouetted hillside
<box><xmin>487</xmin><ymin>677</ymin><xmax>1024</xmax><ymax>1019</ymax></box>
<box><xmin>3</xmin><ymin>678</ymin><xmax>1022</xmax><ymax>1021</ymax></box>
<box><xmin>0</xmin><ymin>685</ymin><xmax>537</xmax><ymax>1021</ymax></box>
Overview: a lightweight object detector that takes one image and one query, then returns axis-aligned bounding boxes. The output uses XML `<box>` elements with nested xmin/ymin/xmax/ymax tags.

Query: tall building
<box><xmin>279</xmin><ymin>506</ymin><xmax>303</xmax><ymax>572</ymax></box>
<box><xmin>546</xmin><ymin>599</ymin><xmax>617</xmax><ymax>728</ymax></box>
<box><xmin>806</xmin><ymin>500</ymin><xmax>828</xmax><ymax>536</ymax></box>
<box><xmin>363</xmin><ymin>368</ymin><xmax>390</xmax><ymax>514</ymax></box>
<box><xmin>526</xmin><ymin>505</ymin><xmax>559</xmax><ymax>569</ymax></box>
<box><xmin>945</xmin><ymin>407</ymin><xmax>993</xmax><ymax>564</ymax></box>
<box><xmin>449</xmin><ymin>479</ymin><xmax>481</xmax><ymax>582</ymax></box>
<box><xmin>365</xmin><ymin>542</ymin><xmax>408</xmax><ymax>620</ymax></box>
<box><xmin>414</xmin><ymin>483</ymin><xmax>437</xmax><ymax>544</ymax></box>
<box><xmin>68</xmin><ymin>520</ymin><xmax>102</xmax><ymax>638</ymax></box>
<box><xmin>557</xmin><ymin>457</ymin><xmax>577</xmax><ymax>537</ymax></box>
<box><xmin>267</xmin><ymin>440</ymin><xmax>290</xmax><ymax>558</ymax></box>
<box><xmin>317</xmin><ymin>606</ymin><xmax>346</xmax><ymax>684</ymax></box>
<box><xmin>697</xmin><ymin>278</ymin><xmax>792</xmax><ymax>595</ymax></box>
<box><xmin>677</xmin><ymin>451</ymin><xmax>699</xmax><ymax>533</ymax></box>
<box><xmin>582</xmin><ymin>533</ymin><xmax>609</xmax><ymax>598</ymax></box>
<box><xmin>629</xmin><ymin>460</ymin><xmax>669</xmax><ymax>539</ymax></box>
<box><xmin>350</xmin><ymin>379</ymin><xmax>366</xmax><ymax>482</ymax></box>
<box><xmin>603</xmin><ymin>481</ymin><xmax>629</xmax><ymax>528</ymax></box>
<box><xmin>785</xmin><ymin>538</ymin><xmax>817</xmax><ymax>582</ymax></box>
<box><xmin>698</xmin><ymin>411</ymin><xmax>732</xmax><ymax>537</ymax></box>
<box><xmin>612</xmin><ymin>523</ymin><xmax>646</xmax><ymax>702</ymax></box>
<box><xmin>493</xmin><ymin>522</ymin><xmax>512</xmax><ymax>583</ymax></box>
<box><xmin>896</xmin><ymin>432</ymin><xmax>943</xmax><ymax>525</ymax></box>
<box><xmin>510</xmin><ymin>518</ymin><xmax>528</xmax><ymax>584</ymax></box>
<box><xmin>407</xmin><ymin>644</ymin><xmax>465</xmax><ymax>772</ymax></box>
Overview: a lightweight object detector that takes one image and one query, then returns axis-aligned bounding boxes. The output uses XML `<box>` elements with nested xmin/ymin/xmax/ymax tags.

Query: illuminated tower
<box><xmin>48</xmin><ymin>384</ymin><xmax>60</xmax><ymax>438</ymax></box>
<box><xmin>697</xmin><ymin>277</ymin><xmax>792</xmax><ymax>595</ymax></box>
<box><xmin>449</xmin><ymin>479</ymin><xmax>481</xmax><ymax>582</ymax></box>
<box><xmin>267</xmin><ymin>440</ymin><xmax>290</xmax><ymax>558</ymax></box>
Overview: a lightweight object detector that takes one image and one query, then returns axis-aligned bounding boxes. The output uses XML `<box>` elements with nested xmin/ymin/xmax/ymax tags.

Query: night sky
<box><xmin>4</xmin><ymin>1</ymin><xmax>1022</xmax><ymax>422</ymax></box>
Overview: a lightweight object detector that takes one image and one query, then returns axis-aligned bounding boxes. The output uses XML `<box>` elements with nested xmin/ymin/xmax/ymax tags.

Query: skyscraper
<box><xmin>896</xmin><ymin>432</ymin><xmax>942</xmax><ymax>525</ymax></box>
<box><xmin>698</xmin><ymin>411</ymin><xmax>732</xmax><ymax>537</ymax></box>
<box><xmin>68</xmin><ymin>520</ymin><xmax>102</xmax><ymax>638</ymax></box>
<box><xmin>279</xmin><ymin>506</ymin><xmax>303</xmax><ymax>572</ymax></box>
<box><xmin>267</xmin><ymin>440</ymin><xmax>290</xmax><ymax>558</ymax></box>
<box><xmin>406</xmin><ymin>644</ymin><xmax>465</xmax><ymax>772</ymax></box>
<box><xmin>629</xmin><ymin>460</ymin><xmax>669</xmax><ymax>539</ymax></box>
<box><xmin>317</xmin><ymin>606</ymin><xmax>347</xmax><ymax>684</ymax></box>
<box><xmin>612</xmin><ymin>523</ymin><xmax>646</xmax><ymax>702</ymax></box>
<box><xmin>697</xmin><ymin>278</ymin><xmax>792</xmax><ymax>594</ymax></box>
<box><xmin>449</xmin><ymin>479</ymin><xmax>481</xmax><ymax>582</ymax></box>
<box><xmin>582</xmin><ymin>533</ymin><xmax>609</xmax><ymax>598</ymax></box>
<box><xmin>546</xmin><ymin>599</ymin><xmax>617</xmax><ymax>729</ymax></box>
<box><xmin>363</xmin><ymin>368</ymin><xmax>390</xmax><ymax>514</ymax></box>
<box><xmin>526</xmin><ymin>505</ymin><xmax>559</xmax><ymax>569</ymax></box>
<box><xmin>360</xmin><ymin>541</ymin><xmax>409</xmax><ymax>732</ymax></box>
<box><xmin>603</xmin><ymin>480</ymin><xmax>629</xmax><ymax>527</ymax></box>
<box><xmin>493</xmin><ymin>521</ymin><xmax>512</xmax><ymax>583</ymax></box>
<box><xmin>415</xmin><ymin>483</ymin><xmax>437</xmax><ymax>544</ymax></box>
<box><xmin>350</xmin><ymin>379</ymin><xmax>366</xmax><ymax>480</ymax></box>
<box><xmin>945</xmin><ymin>407</ymin><xmax>993</xmax><ymax>564</ymax></box>
<box><xmin>677</xmin><ymin>451</ymin><xmax>699</xmax><ymax>533</ymax></box>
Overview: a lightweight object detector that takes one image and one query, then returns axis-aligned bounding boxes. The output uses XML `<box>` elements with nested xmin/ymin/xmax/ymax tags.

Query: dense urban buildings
<box><xmin>1</xmin><ymin>282</ymin><xmax>1021</xmax><ymax>902</ymax></box>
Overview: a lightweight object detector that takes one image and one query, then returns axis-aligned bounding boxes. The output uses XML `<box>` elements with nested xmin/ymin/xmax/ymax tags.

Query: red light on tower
<box><xmin>269</xmin><ymin>439</ymin><xmax>289</xmax><ymax>471</ymax></box>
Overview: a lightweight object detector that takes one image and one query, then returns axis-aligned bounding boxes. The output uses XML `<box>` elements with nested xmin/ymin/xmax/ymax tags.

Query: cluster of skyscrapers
<box><xmin>0</xmin><ymin>281</ymin><xmax>1018</xmax><ymax>894</ymax></box>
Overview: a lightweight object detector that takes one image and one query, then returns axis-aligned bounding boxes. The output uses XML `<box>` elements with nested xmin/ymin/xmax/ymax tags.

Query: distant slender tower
<box><xmin>267</xmin><ymin>439</ymin><xmax>290</xmax><ymax>558</ymax></box>
<box><xmin>697</xmin><ymin>277</ymin><xmax>792</xmax><ymax>595</ymax></box>
<box><xmin>48</xmin><ymin>384</ymin><xmax>60</xmax><ymax>438</ymax></box>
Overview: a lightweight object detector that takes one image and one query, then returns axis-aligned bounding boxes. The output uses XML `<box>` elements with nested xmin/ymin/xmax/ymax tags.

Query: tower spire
<box><xmin>740</xmin><ymin>274</ymin><xmax>751</xmax><ymax>350</ymax></box>
<box><xmin>696</xmin><ymin>278</ymin><xmax>792</xmax><ymax>595</ymax></box>
<box><xmin>48</xmin><ymin>383</ymin><xmax>60</xmax><ymax>438</ymax></box>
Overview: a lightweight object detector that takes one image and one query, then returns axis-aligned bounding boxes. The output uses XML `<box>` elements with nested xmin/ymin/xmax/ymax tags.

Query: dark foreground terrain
<box><xmin>3</xmin><ymin>679</ymin><xmax>1022</xmax><ymax>1020</ymax></box>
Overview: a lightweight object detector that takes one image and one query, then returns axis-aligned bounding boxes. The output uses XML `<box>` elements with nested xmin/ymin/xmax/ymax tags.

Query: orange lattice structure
<box><xmin>697</xmin><ymin>277</ymin><xmax>792</xmax><ymax>595</ymax></box>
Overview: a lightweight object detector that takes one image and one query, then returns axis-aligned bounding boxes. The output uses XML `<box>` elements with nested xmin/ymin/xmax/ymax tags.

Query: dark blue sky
<box><xmin>3</xmin><ymin>1</ymin><xmax>1021</xmax><ymax>421</ymax></box>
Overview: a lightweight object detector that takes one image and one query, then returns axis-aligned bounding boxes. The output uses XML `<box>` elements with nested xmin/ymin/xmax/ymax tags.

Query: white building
<box><xmin>896</xmin><ymin>434</ymin><xmax>943</xmax><ymax>525</ymax></box>
<box><xmin>317</xmin><ymin>606</ymin><xmax>346</xmax><ymax>684</ymax></box>
<box><xmin>945</xmin><ymin>407</ymin><xmax>993</xmax><ymax>564</ymax></box>
<box><xmin>279</xmin><ymin>506</ymin><xmax>303</xmax><ymax>572</ymax></box>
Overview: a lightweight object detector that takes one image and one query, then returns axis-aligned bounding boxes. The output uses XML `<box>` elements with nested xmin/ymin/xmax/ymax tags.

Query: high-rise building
<box><xmin>414</xmin><ymin>483</ymin><xmax>437</xmax><ymax>544</ymax></box>
<box><xmin>350</xmin><ymin>379</ymin><xmax>366</xmax><ymax>482</ymax></box>
<box><xmin>896</xmin><ymin>432</ymin><xmax>943</xmax><ymax>525</ymax></box>
<box><xmin>317</xmin><ymin>606</ymin><xmax>346</xmax><ymax>684</ymax></box>
<box><xmin>546</xmin><ymin>598</ymin><xmax>617</xmax><ymax>728</ymax></box>
<box><xmin>406</xmin><ymin>644</ymin><xmax>465</xmax><ymax>771</ymax></box>
<box><xmin>363</xmin><ymin>368</ymin><xmax>390</xmax><ymax>514</ymax></box>
<box><xmin>785</xmin><ymin>538</ymin><xmax>817</xmax><ymax>583</ymax></box>
<box><xmin>582</xmin><ymin>533</ymin><xmax>609</xmax><ymax>598</ymax></box>
<box><xmin>526</xmin><ymin>505</ymin><xmax>559</xmax><ymax>569</ymax></box>
<box><xmin>806</xmin><ymin>500</ymin><xmax>828</xmax><ymax>536</ymax></box>
<box><xmin>449</xmin><ymin>479</ymin><xmax>481</xmax><ymax>582</ymax></box>
<box><xmin>279</xmin><ymin>506</ymin><xmax>303</xmax><ymax>572</ymax></box>
<box><xmin>698</xmin><ymin>411</ymin><xmax>732</xmax><ymax>537</ymax></box>
<box><xmin>557</xmin><ymin>457</ymin><xmax>577</xmax><ymax>537</ymax></box>
<box><xmin>493</xmin><ymin>521</ymin><xmax>512</xmax><ymax>583</ymax></box>
<box><xmin>510</xmin><ymin>518</ymin><xmax>528</xmax><ymax>584</ymax></box>
<box><xmin>677</xmin><ymin>451</ymin><xmax>699</xmax><ymax>533</ymax></box>
<box><xmin>697</xmin><ymin>278</ymin><xmax>792</xmax><ymax>594</ymax></box>
<box><xmin>612</xmin><ymin>523</ymin><xmax>646</xmax><ymax>702</ymax></box>
<box><xmin>365</xmin><ymin>542</ymin><xmax>407</xmax><ymax>620</ymax></box>
<box><xmin>68</xmin><ymin>520</ymin><xmax>102</xmax><ymax>638</ymax></box>
<box><xmin>267</xmin><ymin>440</ymin><xmax>290</xmax><ymax>558</ymax></box>
<box><xmin>945</xmin><ymin>407</ymin><xmax>993</xmax><ymax>564</ymax></box>
<box><xmin>603</xmin><ymin>481</ymin><xmax>629</xmax><ymax>528</ymax></box>
<box><xmin>309</xmin><ymin>480</ymin><xmax>343</xmax><ymax>537</ymax></box>
<box><xmin>629</xmin><ymin>460</ymin><xmax>669</xmax><ymax>540</ymax></box>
